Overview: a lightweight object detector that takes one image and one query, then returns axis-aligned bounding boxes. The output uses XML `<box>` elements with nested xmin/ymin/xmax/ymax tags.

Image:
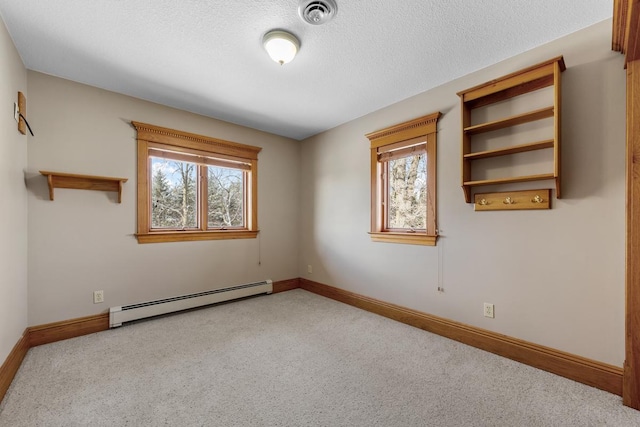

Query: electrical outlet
<box><xmin>307</xmin><ymin>264</ymin><xmax>313</xmax><ymax>274</ymax></box>
<box><xmin>14</xmin><ymin>102</ymin><xmax>19</xmax><ymax>122</ymax></box>
<box><xmin>93</xmin><ymin>290</ymin><xmax>104</xmax><ymax>304</ymax></box>
<box><xmin>484</xmin><ymin>303</ymin><xmax>495</xmax><ymax>318</ymax></box>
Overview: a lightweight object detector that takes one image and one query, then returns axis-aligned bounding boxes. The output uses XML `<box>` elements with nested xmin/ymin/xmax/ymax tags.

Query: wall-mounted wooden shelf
<box><xmin>463</xmin><ymin>139</ymin><xmax>555</xmax><ymax>160</ymax></box>
<box><xmin>39</xmin><ymin>171</ymin><xmax>128</xmax><ymax>203</ymax></box>
<box><xmin>463</xmin><ymin>173</ymin><xmax>556</xmax><ymax>188</ymax></box>
<box><xmin>458</xmin><ymin>56</ymin><xmax>565</xmax><ymax>203</ymax></box>
<box><xmin>463</xmin><ymin>106</ymin><xmax>555</xmax><ymax>135</ymax></box>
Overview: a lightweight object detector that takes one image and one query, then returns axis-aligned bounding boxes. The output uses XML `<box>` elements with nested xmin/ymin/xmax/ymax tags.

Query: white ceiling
<box><xmin>0</xmin><ymin>1</ymin><xmax>612</xmax><ymax>140</ymax></box>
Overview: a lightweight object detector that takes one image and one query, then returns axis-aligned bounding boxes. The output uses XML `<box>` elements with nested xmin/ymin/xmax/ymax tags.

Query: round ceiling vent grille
<box><xmin>298</xmin><ymin>0</ymin><xmax>338</xmax><ymax>25</ymax></box>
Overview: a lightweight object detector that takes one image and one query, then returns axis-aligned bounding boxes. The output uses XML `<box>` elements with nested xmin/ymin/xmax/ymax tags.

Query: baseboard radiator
<box><xmin>109</xmin><ymin>280</ymin><xmax>272</xmax><ymax>328</ymax></box>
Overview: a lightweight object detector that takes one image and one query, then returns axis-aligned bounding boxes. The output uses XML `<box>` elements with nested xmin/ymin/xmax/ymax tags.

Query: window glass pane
<box><xmin>207</xmin><ymin>166</ymin><xmax>244</xmax><ymax>228</ymax></box>
<box><xmin>151</xmin><ymin>157</ymin><xmax>197</xmax><ymax>229</ymax></box>
<box><xmin>387</xmin><ymin>153</ymin><xmax>427</xmax><ymax>230</ymax></box>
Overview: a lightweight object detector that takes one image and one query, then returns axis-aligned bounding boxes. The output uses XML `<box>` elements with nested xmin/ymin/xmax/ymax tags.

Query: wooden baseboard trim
<box><xmin>272</xmin><ymin>278</ymin><xmax>300</xmax><ymax>293</ymax></box>
<box><xmin>299</xmin><ymin>278</ymin><xmax>623</xmax><ymax>396</ymax></box>
<box><xmin>28</xmin><ymin>313</ymin><xmax>110</xmax><ymax>347</ymax></box>
<box><xmin>1</xmin><ymin>282</ymin><xmax>301</xmax><ymax>403</ymax></box>
<box><xmin>21</xmin><ymin>281</ymin><xmax>300</xmax><ymax>350</ymax></box>
<box><xmin>2</xmin><ymin>278</ymin><xmax>622</xmax><ymax>403</ymax></box>
<box><xmin>0</xmin><ymin>330</ymin><xmax>30</xmax><ymax>404</ymax></box>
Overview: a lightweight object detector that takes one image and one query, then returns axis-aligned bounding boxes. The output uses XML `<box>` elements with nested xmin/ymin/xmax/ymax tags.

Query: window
<box><xmin>366</xmin><ymin>112</ymin><xmax>441</xmax><ymax>245</ymax></box>
<box><xmin>133</xmin><ymin>122</ymin><xmax>261</xmax><ymax>243</ymax></box>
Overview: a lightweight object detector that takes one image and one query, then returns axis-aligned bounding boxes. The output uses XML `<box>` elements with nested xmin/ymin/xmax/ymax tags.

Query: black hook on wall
<box><xmin>16</xmin><ymin>91</ymin><xmax>34</xmax><ymax>137</ymax></box>
<box><xmin>18</xmin><ymin>112</ymin><xmax>34</xmax><ymax>136</ymax></box>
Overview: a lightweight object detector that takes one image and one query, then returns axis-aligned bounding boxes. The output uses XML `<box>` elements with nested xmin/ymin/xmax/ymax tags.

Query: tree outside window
<box><xmin>387</xmin><ymin>153</ymin><xmax>427</xmax><ymax>230</ymax></box>
<box><xmin>366</xmin><ymin>112</ymin><xmax>441</xmax><ymax>246</ymax></box>
<box><xmin>133</xmin><ymin>122</ymin><xmax>260</xmax><ymax>243</ymax></box>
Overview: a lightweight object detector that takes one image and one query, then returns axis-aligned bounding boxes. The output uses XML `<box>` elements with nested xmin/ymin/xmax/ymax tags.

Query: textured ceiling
<box><xmin>0</xmin><ymin>1</ymin><xmax>612</xmax><ymax>140</ymax></box>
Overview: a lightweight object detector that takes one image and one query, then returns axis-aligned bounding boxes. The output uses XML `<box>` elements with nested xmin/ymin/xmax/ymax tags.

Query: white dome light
<box><xmin>263</xmin><ymin>30</ymin><xmax>300</xmax><ymax>65</ymax></box>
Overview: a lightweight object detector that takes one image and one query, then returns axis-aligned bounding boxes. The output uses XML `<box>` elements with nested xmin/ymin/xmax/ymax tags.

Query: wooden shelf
<box><xmin>463</xmin><ymin>139</ymin><xmax>554</xmax><ymax>160</ymax></box>
<box><xmin>463</xmin><ymin>107</ymin><xmax>554</xmax><ymax>135</ymax></box>
<box><xmin>458</xmin><ymin>56</ymin><xmax>565</xmax><ymax>203</ymax></box>
<box><xmin>39</xmin><ymin>171</ymin><xmax>128</xmax><ymax>203</ymax></box>
<box><xmin>464</xmin><ymin>173</ymin><xmax>555</xmax><ymax>187</ymax></box>
<box><xmin>457</xmin><ymin>56</ymin><xmax>565</xmax><ymax>106</ymax></box>
<box><xmin>464</xmin><ymin>76</ymin><xmax>554</xmax><ymax>110</ymax></box>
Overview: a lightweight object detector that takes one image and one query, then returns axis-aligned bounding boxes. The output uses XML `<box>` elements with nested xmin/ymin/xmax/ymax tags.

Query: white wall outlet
<box><xmin>307</xmin><ymin>264</ymin><xmax>313</xmax><ymax>274</ymax></box>
<box><xmin>484</xmin><ymin>303</ymin><xmax>495</xmax><ymax>318</ymax></box>
<box><xmin>14</xmin><ymin>102</ymin><xmax>19</xmax><ymax>122</ymax></box>
<box><xmin>93</xmin><ymin>290</ymin><xmax>104</xmax><ymax>304</ymax></box>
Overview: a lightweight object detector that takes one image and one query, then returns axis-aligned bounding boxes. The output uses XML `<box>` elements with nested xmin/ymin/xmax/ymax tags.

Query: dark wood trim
<box><xmin>300</xmin><ymin>278</ymin><xmax>623</xmax><ymax>396</ymax></box>
<box><xmin>613</xmin><ymin>0</ymin><xmax>640</xmax><ymax>64</ymax></box>
<box><xmin>624</xmin><ymin>60</ymin><xmax>640</xmax><ymax>409</ymax></box>
<box><xmin>627</xmin><ymin>0</ymin><xmax>640</xmax><ymax>63</ymax></box>
<box><xmin>272</xmin><ymin>278</ymin><xmax>300</xmax><ymax>293</ymax></box>
<box><xmin>613</xmin><ymin>0</ymin><xmax>627</xmax><ymax>52</ymax></box>
<box><xmin>0</xmin><ymin>330</ymin><xmax>29</xmax><ymax>404</ymax></box>
<box><xmin>613</xmin><ymin>2</ymin><xmax>640</xmax><ymax>410</ymax></box>
<box><xmin>28</xmin><ymin>313</ymin><xmax>109</xmax><ymax>347</ymax></box>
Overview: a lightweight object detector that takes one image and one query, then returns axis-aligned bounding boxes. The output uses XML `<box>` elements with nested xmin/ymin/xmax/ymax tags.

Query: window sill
<box><xmin>136</xmin><ymin>230</ymin><xmax>259</xmax><ymax>244</ymax></box>
<box><xmin>369</xmin><ymin>232</ymin><xmax>437</xmax><ymax>246</ymax></box>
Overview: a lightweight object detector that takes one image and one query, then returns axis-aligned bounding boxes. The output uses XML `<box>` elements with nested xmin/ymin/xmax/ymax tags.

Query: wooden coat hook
<box><xmin>474</xmin><ymin>189</ymin><xmax>551</xmax><ymax>211</ymax></box>
<box><xmin>17</xmin><ymin>91</ymin><xmax>34</xmax><ymax>136</ymax></box>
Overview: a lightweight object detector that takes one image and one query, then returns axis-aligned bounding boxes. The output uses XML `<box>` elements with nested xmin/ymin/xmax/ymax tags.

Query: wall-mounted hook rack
<box><xmin>474</xmin><ymin>189</ymin><xmax>551</xmax><ymax>211</ymax></box>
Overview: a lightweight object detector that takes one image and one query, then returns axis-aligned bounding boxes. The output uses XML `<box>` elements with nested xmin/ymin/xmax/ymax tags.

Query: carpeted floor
<box><xmin>1</xmin><ymin>289</ymin><xmax>639</xmax><ymax>426</ymax></box>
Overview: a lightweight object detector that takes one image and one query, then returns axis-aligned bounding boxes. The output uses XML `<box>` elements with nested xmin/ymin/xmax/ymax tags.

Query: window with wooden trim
<box><xmin>366</xmin><ymin>112</ymin><xmax>441</xmax><ymax>246</ymax></box>
<box><xmin>132</xmin><ymin>122</ymin><xmax>261</xmax><ymax>244</ymax></box>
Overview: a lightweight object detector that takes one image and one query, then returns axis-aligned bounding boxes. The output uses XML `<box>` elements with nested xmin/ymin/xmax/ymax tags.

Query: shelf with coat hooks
<box><xmin>39</xmin><ymin>171</ymin><xmax>128</xmax><ymax>203</ymax></box>
<box><xmin>457</xmin><ymin>56</ymin><xmax>565</xmax><ymax>203</ymax></box>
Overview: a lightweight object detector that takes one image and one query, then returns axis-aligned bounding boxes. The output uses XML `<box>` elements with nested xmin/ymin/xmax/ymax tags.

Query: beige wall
<box><xmin>5</xmin><ymin>16</ymin><xmax>627</xmax><ymax>370</ymax></box>
<box><xmin>26</xmin><ymin>72</ymin><xmax>300</xmax><ymax>325</ymax></box>
<box><xmin>0</xmin><ymin>17</ymin><xmax>28</xmax><ymax>362</ymax></box>
<box><xmin>299</xmin><ymin>19</ymin><xmax>626</xmax><ymax>366</ymax></box>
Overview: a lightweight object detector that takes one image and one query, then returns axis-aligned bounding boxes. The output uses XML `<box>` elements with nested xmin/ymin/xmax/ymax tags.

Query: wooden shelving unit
<box><xmin>457</xmin><ymin>57</ymin><xmax>565</xmax><ymax>203</ymax></box>
<box><xmin>39</xmin><ymin>171</ymin><xmax>128</xmax><ymax>203</ymax></box>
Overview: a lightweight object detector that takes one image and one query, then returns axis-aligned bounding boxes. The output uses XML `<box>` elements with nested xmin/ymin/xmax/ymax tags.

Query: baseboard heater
<box><xmin>109</xmin><ymin>280</ymin><xmax>272</xmax><ymax>328</ymax></box>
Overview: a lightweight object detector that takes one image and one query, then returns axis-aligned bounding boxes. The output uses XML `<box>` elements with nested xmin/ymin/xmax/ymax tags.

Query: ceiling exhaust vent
<box><xmin>298</xmin><ymin>0</ymin><xmax>338</xmax><ymax>25</ymax></box>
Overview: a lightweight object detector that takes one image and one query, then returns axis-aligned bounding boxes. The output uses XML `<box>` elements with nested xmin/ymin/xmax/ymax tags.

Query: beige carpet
<box><xmin>1</xmin><ymin>289</ymin><xmax>639</xmax><ymax>426</ymax></box>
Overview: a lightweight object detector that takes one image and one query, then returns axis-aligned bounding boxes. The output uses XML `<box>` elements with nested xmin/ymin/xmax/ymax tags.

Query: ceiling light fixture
<box><xmin>263</xmin><ymin>30</ymin><xmax>300</xmax><ymax>65</ymax></box>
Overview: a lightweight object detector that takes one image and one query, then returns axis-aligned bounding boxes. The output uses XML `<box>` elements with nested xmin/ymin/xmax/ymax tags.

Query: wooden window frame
<box><xmin>366</xmin><ymin>112</ymin><xmax>441</xmax><ymax>246</ymax></box>
<box><xmin>132</xmin><ymin>122</ymin><xmax>261</xmax><ymax>244</ymax></box>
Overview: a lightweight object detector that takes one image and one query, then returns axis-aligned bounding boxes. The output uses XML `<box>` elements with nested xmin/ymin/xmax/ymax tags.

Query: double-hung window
<box><xmin>133</xmin><ymin>122</ymin><xmax>261</xmax><ymax>243</ymax></box>
<box><xmin>366</xmin><ymin>112</ymin><xmax>441</xmax><ymax>246</ymax></box>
